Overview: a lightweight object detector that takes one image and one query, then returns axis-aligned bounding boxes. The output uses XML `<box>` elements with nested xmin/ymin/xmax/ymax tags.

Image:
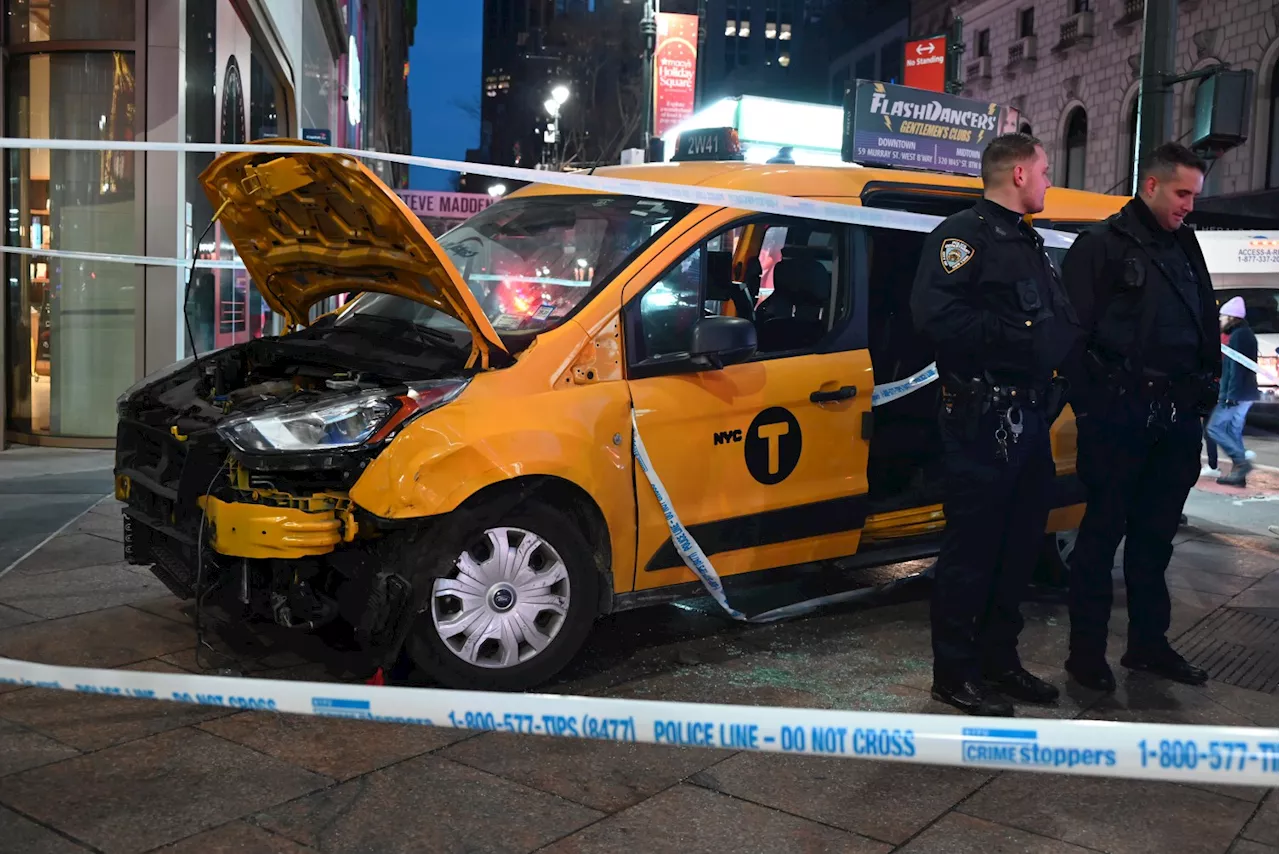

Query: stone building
<box><xmin>947</xmin><ymin>0</ymin><xmax>1278</xmax><ymax>214</ymax></box>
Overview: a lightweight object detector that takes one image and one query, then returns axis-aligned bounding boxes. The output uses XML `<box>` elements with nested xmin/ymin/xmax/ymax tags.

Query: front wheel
<box><xmin>405</xmin><ymin>503</ymin><xmax>599</xmax><ymax>691</ymax></box>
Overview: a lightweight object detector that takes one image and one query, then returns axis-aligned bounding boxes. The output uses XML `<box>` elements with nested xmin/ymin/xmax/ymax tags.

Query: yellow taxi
<box><xmin>113</xmin><ymin>132</ymin><xmax>1126</xmax><ymax>690</ymax></box>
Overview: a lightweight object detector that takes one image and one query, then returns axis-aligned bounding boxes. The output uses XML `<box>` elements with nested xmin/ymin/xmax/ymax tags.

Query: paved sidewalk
<box><xmin>0</xmin><ymin>494</ymin><xmax>1274</xmax><ymax>853</ymax></box>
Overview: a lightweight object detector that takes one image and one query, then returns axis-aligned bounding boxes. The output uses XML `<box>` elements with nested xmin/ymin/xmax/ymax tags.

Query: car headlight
<box><xmin>218</xmin><ymin>380</ymin><xmax>468</xmax><ymax>454</ymax></box>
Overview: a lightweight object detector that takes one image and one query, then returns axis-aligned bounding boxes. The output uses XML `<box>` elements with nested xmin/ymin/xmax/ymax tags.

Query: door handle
<box><xmin>810</xmin><ymin>385</ymin><xmax>858</xmax><ymax>403</ymax></box>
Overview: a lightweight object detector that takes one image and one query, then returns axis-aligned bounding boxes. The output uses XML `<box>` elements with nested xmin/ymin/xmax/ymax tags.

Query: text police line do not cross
<box><xmin>0</xmin><ymin>655</ymin><xmax>1276</xmax><ymax>787</ymax></box>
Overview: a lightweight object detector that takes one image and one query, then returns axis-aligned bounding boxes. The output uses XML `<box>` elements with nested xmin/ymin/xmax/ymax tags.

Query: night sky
<box><xmin>408</xmin><ymin>0</ymin><xmax>483</xmax><ymax>191</ymax></box>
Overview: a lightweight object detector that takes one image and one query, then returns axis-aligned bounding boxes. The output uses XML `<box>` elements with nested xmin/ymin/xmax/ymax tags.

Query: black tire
<box><xmin>403</xmin><ymin>501</ymin><xmax>600</xmax><ymax>692</ymax></box>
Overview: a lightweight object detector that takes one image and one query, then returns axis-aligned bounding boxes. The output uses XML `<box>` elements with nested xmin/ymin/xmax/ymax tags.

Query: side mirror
<box><xmin>690</xmin><ymin>315</ymin><xmax>757</xmax><ymax>369</ymax></box>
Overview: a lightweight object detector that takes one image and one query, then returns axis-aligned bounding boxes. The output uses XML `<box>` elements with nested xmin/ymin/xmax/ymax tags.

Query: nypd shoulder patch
<box><xmin>939</xmin><ymin>238</ymin><xmax>974</xmax><ymax>274</ymax></box>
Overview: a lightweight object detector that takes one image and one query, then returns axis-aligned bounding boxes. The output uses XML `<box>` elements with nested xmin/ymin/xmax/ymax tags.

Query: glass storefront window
<box><xmin>7</xmin><ymin>0</ymin><xmax>136</xmax><ymax>43</ymax></box>
<box><xmin>182</xmin><ymin>0</ymin><xmax>291</xmax><ymax>359</ymax></box>
<box><xmin>301</xmin><ymin>0</ymin><xmax>339</xmax><ymax>141</ymax></box>
<box><xmin>5</xmin><ymin>51</ymin><xmax>138</xmax><ymax>438</ymax></box>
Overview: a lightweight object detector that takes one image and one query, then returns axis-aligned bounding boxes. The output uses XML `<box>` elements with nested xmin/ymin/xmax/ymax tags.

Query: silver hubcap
<box><xmin>1056</xmin><ymin>530</ymin><xmax>1078</xmax><ymax>565</ymax></box>
<box><xmin>430</xmin><ymin>527</ymin><xmax>571</xmax><ymax>669</ymax></box>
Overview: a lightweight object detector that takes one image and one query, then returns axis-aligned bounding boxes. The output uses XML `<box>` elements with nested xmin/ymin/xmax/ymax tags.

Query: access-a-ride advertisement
<box><xmin>841</xmin><ymin>80</ymin><xmax>1021</xmax><ymax>176</ymax></box>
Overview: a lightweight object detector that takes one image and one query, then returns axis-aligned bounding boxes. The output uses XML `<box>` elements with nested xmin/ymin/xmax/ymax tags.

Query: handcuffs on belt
<box><xmin>943</xmin><ymin>374</ymin><xmax>1040</xmax><ymax>463</ymax></box>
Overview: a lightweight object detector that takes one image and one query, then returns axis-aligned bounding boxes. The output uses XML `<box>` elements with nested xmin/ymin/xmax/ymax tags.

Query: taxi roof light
<box><xmin>670</xmin><ymin>127</ymin><xmax>745</xmax><ymax>163</ymax></box>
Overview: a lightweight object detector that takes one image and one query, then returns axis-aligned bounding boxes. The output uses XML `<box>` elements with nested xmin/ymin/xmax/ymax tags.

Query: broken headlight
<box><xmin>218</xmin><ymin>380</ymin><xmax>468</xmax><ymax>453</ymax></box>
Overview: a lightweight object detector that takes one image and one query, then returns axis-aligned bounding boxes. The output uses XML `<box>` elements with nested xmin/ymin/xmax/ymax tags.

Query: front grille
<box><xmin>115</xmin><ymin>418</ymin><xmax>228</xmax><ymax>540</ymax></box>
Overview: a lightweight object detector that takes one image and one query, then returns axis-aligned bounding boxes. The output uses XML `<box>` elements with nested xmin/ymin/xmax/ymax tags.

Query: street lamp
<box><xmin>488</xmin><ymin>183</ymin><xmax>506</xmax><ymax>197</ymax></box>
<box><xmin>543</xmin><ymin>85</ymin><xmax>570</xmax><ymax>169</ymax></box>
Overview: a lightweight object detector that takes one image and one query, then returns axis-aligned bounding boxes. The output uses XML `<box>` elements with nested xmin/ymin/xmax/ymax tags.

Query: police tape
<box><xmin>1222</xmin><ymin>342</ymin><xmax>1273</xmax><ymax>382</ymax></box>
<box><xmin>0</xmin><ymin>653</ymin><xmax>1275</xmax><ymax>786</ymax></box>
<box><xmin>0</xmin><ymin>136</ymin><xmax>1080</xmax><ymax>249</ymax></box>
<box><xmin>871</xmin><ymin>362</ymin><xmax>940</xmax><ymax>407</ymax></box>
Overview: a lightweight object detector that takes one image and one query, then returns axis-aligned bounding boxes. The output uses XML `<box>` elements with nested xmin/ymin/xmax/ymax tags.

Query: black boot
<box><xmin>1065</xmin><ymin>656</ymin><xmax>1116</xmax><ymax>693</ymax></box>
<box><xmin>1217</xmin><ymin>461</ymin><xmax>1253</xmax><ymax>487</ymax></box>
<box><xmin>1120</xmin><ymin>647</ymin><xmax>1208</xmax><ymax>685</ymax></box>
<box><xmin>984</xmin><ymin>667</ymin><xmax>1060</xmax><ymax>704</ymax></box>
<box><xmin>931</xmin><ymin>680</ymin><xmax>1015</xmax><ymax>716</ymax></box>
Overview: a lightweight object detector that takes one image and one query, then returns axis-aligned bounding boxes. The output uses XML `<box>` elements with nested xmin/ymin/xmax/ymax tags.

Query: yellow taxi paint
<box><xmin>202</xmin><ymin>152</ymin><xmax>1124</xmax><ymax>595</ymax></box>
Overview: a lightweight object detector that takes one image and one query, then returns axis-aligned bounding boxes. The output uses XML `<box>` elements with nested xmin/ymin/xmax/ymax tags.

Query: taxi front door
<box><xmin>623</xmin><ymin>212</ymin><xmax>874</xmax><ymax>593</ymax></box>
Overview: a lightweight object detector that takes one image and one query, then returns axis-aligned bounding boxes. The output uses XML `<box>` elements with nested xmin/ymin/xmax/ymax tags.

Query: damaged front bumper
<box><xmin>197</xmin><ymin>493</ymin><xmax>359</xmax><ymax>560</ymax></box>
<box><xmin>115</xmin><ymin>420</ymin><xmax>419</xmax><ymax>673</ymax></box>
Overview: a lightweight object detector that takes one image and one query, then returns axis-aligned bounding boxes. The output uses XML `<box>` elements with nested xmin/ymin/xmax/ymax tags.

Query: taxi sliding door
<box><xmin>623</xmin><ymin>209</ymin><xmax>875</xmax><ymax>593</ymax></box>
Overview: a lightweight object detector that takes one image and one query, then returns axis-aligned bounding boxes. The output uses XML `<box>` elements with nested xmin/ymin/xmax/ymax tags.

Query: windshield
<box><xmin>1218</xmin><ymin>288</ymin><xmax>1279</xmax><ymax>335</ymax></box>
<box><xmin>338</xmin><ymin>194</ymin><xmax>692</xmax><ymax>342</ymax></box>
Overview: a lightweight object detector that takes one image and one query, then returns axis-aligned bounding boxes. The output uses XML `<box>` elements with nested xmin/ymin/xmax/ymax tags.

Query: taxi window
<box><xmin>628</xmin><ymin>217</ymin><xmax>843</xmax><ymax>372</ymax></box>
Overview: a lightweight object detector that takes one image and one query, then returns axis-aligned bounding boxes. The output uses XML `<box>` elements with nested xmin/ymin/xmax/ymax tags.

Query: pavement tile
<box><xmin>8</xmin><ymin>533</ymin><xmax>125</xmax><ymax>575</ymax></box>
<box><xmin>71</xmin><ymin>512</ymin><xmax>124</xmax><ymax>543</ymax></box>
<box><xmin>254</xmin><ymin>754</ymin><xmax>603</xmax><ymax>854</ymax></box>
<box><xmin>1226</xmin><ymin>573</ymin><xmax>1278</xmax><ymax>610</ymax></box>
<box><xmin>691</xmin><ymin>751</ymin><xmax>990</xmax><ymax>845</ymax></box>
<box><xmin>88</xmin><ymin>498</ymin><xmax>126</xmax><ymax>517</ymax></box>
<box><xmin>0</xmin><ymin>562</ymin><xmax>171</xmax><ymax>619</ymax></box>
<box><xmin>1242</xmin><ymin>789</ymin><xmax>1278</xmax><ymax>844</ymax></box>
<box><xmin>0</xmin><ymin>606</ymin><xmax>193</xmax><ymax>669</ymax></box>
<box><xmin>0</xmin><ymin>718</ymin><xmax>80</xmax><ymax>777</ymax></box>
<box><xmin>152</xmin><ymin>821</ymin><xmax>316</xmax><ymax>853</ymax></box>
<box><xmin>442</xmin><ymin>730</ymin><xmax>728</xmax><ymax>812</ymax></box>
<box><xmin>608</xmin><ymin>622</ymin><xmax>937</xmax><ymax>715</ymax></box>
<box><xmin>129</xmin><ymin>596</ymin><xmax>194</xmax><ymax>626</ymax></box>
<box><xmin>1229</xmin><ymin>840</ymin><xmax>1274</xmax><ymax>854</ymax></box>
<box><xmin>198</xmin><ymin>710</ymin><xmax>470</xmax><ymax>781</ymax></box>
<box><xmin>540</xmin><ymin>783</ymin><xmax>891</xmax><ymax>854</ymax></box>
<box><xmin>0</xmin><ymin>805</ymin><xmax>90</xmax><ymax>853</ymax></box>
<box><xmin>1165</xmin><ymin>568</ymin><xmax>1261</xmax><ymax>597</ymax></box>
<box><xmin>959</xmin><ymin>771</ymin><xmax>1257</xmax><ymax>854</ymax></box>
<box><xmin>0</xmin><ymin>661</ymin><xmax>232</xmax><ymax>752</ymax></box>
<box><xmin>606</xmin><ymin>661</ymin><xmax>830</xmax><ymax>710</ymax></box>
<box><xmin>1170</xmin><ymin>539</ymin><xmax>1279</xmax><ymax>579</ymax></box>
<box><xmin>894</xmin><ymin>813</ymin><xmax>1096</xmax><ymax>854</ymax></box>
<box><xmin>1080</xmin><ymin>670</ymin><xmax>1260</xmax><ymax>729</ymax></box>
<box><xmin>1198</xmin><ymin>680</ymin><xmax>1280</xmax><ymax>729</ymax></box>
<box><xmin>0</xmin><ymin>727</ymin><xmax>329</xmax><ymax>854</ymax></box>
<box><xmin>0</xmin><ymin>603</ymin><xmax>40</xmax><ymax>630</ymax></box>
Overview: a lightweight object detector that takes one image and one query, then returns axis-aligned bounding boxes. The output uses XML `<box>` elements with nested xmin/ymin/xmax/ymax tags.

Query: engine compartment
<box><xmin>114</xmin><ymin>325</ymin><xmax>467</xmax><ymax>679</ymax></box>
<box><xmin>120</xmin><ymin>334</ymin><xmax>449</xmax><ymax>432</ymax></box>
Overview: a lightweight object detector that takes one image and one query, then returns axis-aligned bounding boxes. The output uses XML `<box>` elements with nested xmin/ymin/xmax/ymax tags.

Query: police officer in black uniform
<box><xmin>911</xmin><ymin>133</ymin><xmax>1079</xmax><ymax>716</ymax></box>
<box><xmin>1060</xmin><ymin>143</ymin><xmax>1219</xmax><ymax>692</ymax></box>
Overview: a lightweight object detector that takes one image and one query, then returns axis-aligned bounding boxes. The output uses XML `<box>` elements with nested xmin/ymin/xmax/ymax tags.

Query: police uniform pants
<box><xmin>1067</xmin><ymin>394</ymin><xmax>1202</xmax><ymax>660</ymax></box>
<box><xmin>932</xmin><ymin>405</ymin><xmax>1054</xmax><ymax>686</ymax></box>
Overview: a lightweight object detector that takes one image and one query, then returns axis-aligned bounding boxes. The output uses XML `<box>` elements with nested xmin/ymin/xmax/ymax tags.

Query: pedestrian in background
<box><xmin>1207</xmin><ymin>296</ymin><xmax>1258</xmax><ymax>486</ymax></box>
<box><xmin>1060</xmin><ymin>142</ymin><xmax>1219</xmax><ymax>692</ymax></box>
<box><xmin>910</xmin><ymin>132</ymin><xmax>1077</xmax><ymax>716</ymax></box>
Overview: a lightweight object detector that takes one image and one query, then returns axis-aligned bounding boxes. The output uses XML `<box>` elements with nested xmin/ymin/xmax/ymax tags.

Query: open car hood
<box><xmin>198</xmin><ymin>141</ymin><xmax>508</xmax><ymax>368</ymax></box>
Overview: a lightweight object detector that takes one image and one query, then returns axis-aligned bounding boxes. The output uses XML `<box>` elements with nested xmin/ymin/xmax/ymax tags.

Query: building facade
<box><xmin>828</xmin><ymin>1</ymin><xmax>910</xmax><ymax>105</ymax></box>
<box><xmin>1</xmin><ymin>0</ymin><xmax>414</xmax><ymax>448</ymax></box>
<box><xmin>950</xmin><ymin>0</ymin><xmax>1278</xmax><ymax>207</ymax></box>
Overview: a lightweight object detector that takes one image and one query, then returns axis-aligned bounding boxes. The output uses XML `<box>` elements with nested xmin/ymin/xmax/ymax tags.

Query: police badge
<box><xmin>939</xmin><ymin>238</ymin><xmax>974</xmax><ymax>274</ymax></box>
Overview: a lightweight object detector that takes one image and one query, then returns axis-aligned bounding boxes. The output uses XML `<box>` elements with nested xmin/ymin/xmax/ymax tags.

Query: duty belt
<box><xmin>941</xmin><ymin>374</ymin><xmax>1058</xmax><ymax>463</ymax></box>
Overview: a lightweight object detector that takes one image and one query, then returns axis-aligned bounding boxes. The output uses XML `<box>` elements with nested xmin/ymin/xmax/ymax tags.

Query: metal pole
<box><xmin>1133</xmin><ymin>0</ymin><xmax>1178</xmax><ymax>195</ymax></box>
<box><xmin>641</xmin><ymin>0</ymin><xmax>657</xmax><ymax>152</ymax></box>
<box><xmin>945</xmin><ymin>16</ymin><xmax>965</xmax><ymax>95</ymax></box>
<box><xmin>694</xmin><ymin>0</ymin><xmax>707</xmax><ymax>110</ymax></box>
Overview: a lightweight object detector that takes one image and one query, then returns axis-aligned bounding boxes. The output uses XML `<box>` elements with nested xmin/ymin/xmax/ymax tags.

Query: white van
<box><xmin>1196</xmin><ymin>231</ymin><xmax>1279</xmax><ymax>424</ymax></box>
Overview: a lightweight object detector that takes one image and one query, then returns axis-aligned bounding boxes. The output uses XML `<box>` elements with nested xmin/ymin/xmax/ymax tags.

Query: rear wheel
<box><xmin>405</xmin><ymin>503</ymin><xmax>599</xmax><ymax>691</ymax></box>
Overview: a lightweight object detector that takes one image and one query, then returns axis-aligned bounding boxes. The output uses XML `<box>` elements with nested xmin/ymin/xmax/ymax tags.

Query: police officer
<box><xmin>1060</xmin><ymin>143</ymin><xmax>1219</xmax><ymax>692</ymax></box>
<box><xmin>911</xmin><ymin>133</ymin><xmax>1078</xmax><ymax>716</ymax></box>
